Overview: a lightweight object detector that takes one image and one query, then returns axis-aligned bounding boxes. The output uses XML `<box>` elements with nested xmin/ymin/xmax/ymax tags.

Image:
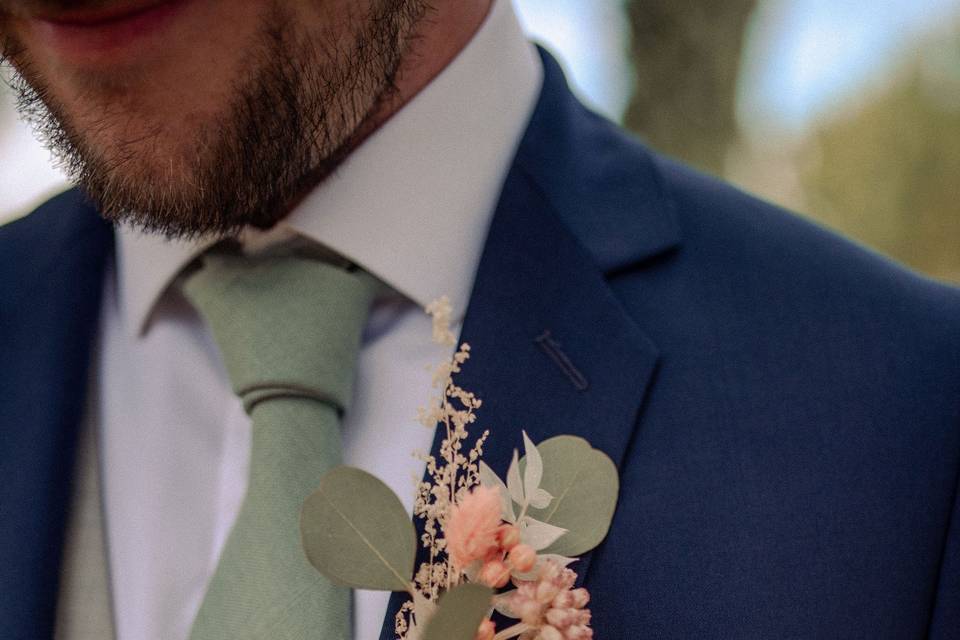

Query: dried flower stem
<box><xmin>492</xmin><ymin>623</ymin><xmax>531</xmax><ymax>640</ymax></box>
<box><xmin>397</xmin><ymin>297</ymin><xmax>488</xmax><ymax>639</ymax></box>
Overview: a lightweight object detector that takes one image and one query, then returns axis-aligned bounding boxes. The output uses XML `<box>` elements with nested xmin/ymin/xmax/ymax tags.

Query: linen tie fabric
<box><xmin>182</xmin><ymin>247</ymin><xmax>380</xmax><ymax>640</ymax></box>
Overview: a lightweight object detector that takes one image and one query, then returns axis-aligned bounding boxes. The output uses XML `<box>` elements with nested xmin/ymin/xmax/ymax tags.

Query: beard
<box><xmin>0</xmin><ymin>0</ymin><xmax>426</xmax><ymax>239</ymax></box>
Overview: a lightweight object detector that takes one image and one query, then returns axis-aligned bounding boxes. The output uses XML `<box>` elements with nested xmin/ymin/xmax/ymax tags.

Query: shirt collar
<box><xmin>117</xmin><ymin>0</ymin><xmax>543</xmax><ymax>337</ymax></box>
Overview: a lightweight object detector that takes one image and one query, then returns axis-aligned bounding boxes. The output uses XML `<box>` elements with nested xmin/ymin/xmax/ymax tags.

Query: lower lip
<box><xmin>31</xmin><ymin>0</ymin><xmax>191</xmax><ymax>61</ymax></box>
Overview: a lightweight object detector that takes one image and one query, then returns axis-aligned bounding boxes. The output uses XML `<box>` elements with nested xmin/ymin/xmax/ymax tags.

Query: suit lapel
<box><xmin>380</xmin><ymin>51</ymin><xmax>681</xmax><ymax>638</ymax></box>
<box><xmin>378</xmin><ymin>161</ymin><xmax>661</xmax><ymax>639</ymax></box>
<box><xmin>0</xmin><ymin>193</ymin><xmax>113</xmax><ymax>639</ymax></box>
<box><xmin>446</xmin><ymin>162</ymin><xmax>663</xmax><ymax>585</ymax></box>
<box><xmin>452</xmin><ymin>160</ymin><xmax>661</xmax><ymax>496</ymax></box>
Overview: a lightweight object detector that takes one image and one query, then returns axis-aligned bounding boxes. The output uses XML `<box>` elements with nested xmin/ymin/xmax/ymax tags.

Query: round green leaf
<box><xmin>300</xmin><ymin>465</ymin><xmax>416</xmax><ymax>592</ymax></box>
<box><xmin>423</xmin><ymin>583</ymin><xmax>493</xmax><ymax>640</ymax></box>
<box><xmin>525</xmin><ymin>435</ymin><xmax>620</xmax><ymax>556</ymax></box>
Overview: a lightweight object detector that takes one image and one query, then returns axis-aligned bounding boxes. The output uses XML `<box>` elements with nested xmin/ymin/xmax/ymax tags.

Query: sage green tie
<box><xmin>182</xmin><ymin>248</ymin><xmax>379</xmax><ymax>640</ymax></box>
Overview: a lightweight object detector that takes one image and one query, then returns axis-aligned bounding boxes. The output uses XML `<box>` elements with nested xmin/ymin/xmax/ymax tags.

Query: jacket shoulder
<box><xmin>656</xmin><ymin>153</ymin><xmax>960</xmax><ymax>304</ymax></box>
<box><xmin>637</xmin><ymin>152</ymin><xmax>960</xmax><ymax>372</ymax></box>
<box><xmin>0</xmin><ymin>188</ymin><xmax>111</xmax><ymax>306</ymax></box>
<box><xmin>0</xmin><ymin>188</ymin><xmax>102</xmax><ymax>249</ymax></box>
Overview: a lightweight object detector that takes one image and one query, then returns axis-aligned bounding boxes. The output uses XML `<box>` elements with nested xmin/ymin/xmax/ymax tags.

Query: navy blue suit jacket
<box><xmin>2</xmin><ymin>52</ymin><xmax>959</xmax><ymax>639</ymax></box>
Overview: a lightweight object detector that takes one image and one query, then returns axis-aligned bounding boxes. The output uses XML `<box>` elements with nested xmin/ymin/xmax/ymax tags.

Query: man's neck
<box><xmin>276</xmin><ymin>0</ymin><xmax>495</xmax><ymax>221</ymax></box>
<box><xmin>375</xmin><ymin>0</ymin><xmax>493</xmax><ymax>130</ymax></box>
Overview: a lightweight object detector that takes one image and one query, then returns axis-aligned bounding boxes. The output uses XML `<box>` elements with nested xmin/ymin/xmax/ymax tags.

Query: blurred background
<box><xmin>2</xmin><ymin>0</ymin><xmax>958</xmax><ymax>283</ymax></box>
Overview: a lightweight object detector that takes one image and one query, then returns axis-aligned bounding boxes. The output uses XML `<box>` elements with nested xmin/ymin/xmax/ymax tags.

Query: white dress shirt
<box><xmin>93</xmin><ymin>2</ymin><xmax>543</xmax><ymax>639</ymax></box>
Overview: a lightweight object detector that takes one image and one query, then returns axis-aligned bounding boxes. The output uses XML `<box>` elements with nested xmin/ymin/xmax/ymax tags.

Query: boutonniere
<box><xmin>300</xmin><ymin>298</ymin><xmax>619</xmax><ymax>640</ymax></box>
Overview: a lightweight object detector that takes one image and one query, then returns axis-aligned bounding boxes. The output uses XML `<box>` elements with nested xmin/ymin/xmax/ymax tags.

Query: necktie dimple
<box><xmin>181</xmin><ymin>248</ymin><xmax>380</xmax><ymax>640</ymax></box>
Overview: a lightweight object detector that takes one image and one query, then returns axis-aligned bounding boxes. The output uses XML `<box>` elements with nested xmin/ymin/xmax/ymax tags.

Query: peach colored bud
<box><xmin>546</xmin><ymin>608</ymin><xmax>577</xmax><ymax>628</ymax></box>
<box><xmin>566</xmin><ymin>625</ymin><xmax>594</xmax><ymax>639</ymax></box>
<box><xmin>517</xmin><ymin>583</ymin><xmax>537</xmax><ymax>599</ymax></box>
<box><xmin>508</xmin><ymin>544</ymin><xmax>537</xmax><ymax>573</ymax></box>
<box><xmin>540</xmin><ymin>625</ymin><xmax>564</xmax><ymax>640</ymax></box>
<box><xmin>474</xmin><ymin>619</ymin><xmax>495</xmax><ymax>640</ymax></box>
<box><xmin>540</xmin><ymin>562</ymin><xmax>561</xmax><ymax>582</ymax></box>
<box><xmin>570</xmin><ymin>588</ymin><xmax>590</xmax><ymax>608</ymax></box>
<box><xmin>552</xmin><ymin>591</ymin><xmax>573</xmax><ymax>609</ymax></box>
<box><xmin>498</xmin><ymin>524</ymin><xmax>522</xmax><ymax>550</ymax></box>
<box><xmin>517</xmin><ymin>599</ymin><xmax>542</xmax><ymax>625</ymax></box>
<box><xmin>536</xmin><ymin>580</ymin><xmax>561</xmax><ymax>604</ymax></box>
<box><xmin>478</xmin><ymin>560</ymin><xmax>511</xmax><ymax>588</ymax></box>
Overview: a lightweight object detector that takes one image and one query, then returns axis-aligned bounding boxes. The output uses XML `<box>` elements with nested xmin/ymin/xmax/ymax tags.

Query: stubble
<box><xmin>1</xmin><ymin>0</ymin><xmax>426</xmax><ymax>239</ymax></box>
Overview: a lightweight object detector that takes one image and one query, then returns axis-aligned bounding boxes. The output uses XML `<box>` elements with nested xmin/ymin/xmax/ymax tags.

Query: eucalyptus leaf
<box><xmin>528</xmin><ymin>487</ymin><xmax>553</xmax><ymax>510</ymax></box>
<box><xmin>512</xmin><ymin>554</ymin><xmax>577</xmax><ymax>581</ymax></box>
<box><xmin>479</xmin><ymin>460</ymin><xmax>515</xmax><ymax>523</ymax></box>
<box><xmin>522</xmin><ymin>431</ymin><xmax>543</xmax><ymax>501</ymax></box>
<box><xmin>492</xmin><ymin>590</ymin><xmax>520</xmax><ymax>619</ymax></box>
<box><xmin>537</xmin><ymin>553</ymin><xmax>578</xmax><ymax>568</ymax></box>
<box><xmin>520</xmin><ymin>516</ymin><xmax>568</xmax><ymax>551</ymax></box>
<box><xmin>423</xmin><ymin>583</ymin><xmax>493</xmax><ymax>640</ymax></box>
<box><xmin>506</xmin><ymin>449</ymin><xmax>524</xmax><ymax>505</ymax></box>
<box><xmin>524</xmin><ymin>435</ymin><xmax>620</xmax><ymax>557</ymax></box>
<box><xmin>300</xmin><ymin>465</ymin><xmax>416</xmax><ymax>592</ymax></box>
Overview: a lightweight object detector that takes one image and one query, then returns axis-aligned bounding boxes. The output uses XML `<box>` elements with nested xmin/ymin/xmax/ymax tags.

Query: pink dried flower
<box><xmin>509</xmin><ymin>560</ymin><xmax>593</xmax><ymax>640</ymax></box>
<box><xmin>507</xmin><ymin>544</ymin><xmax>537</xmax><ymax>573</ymax></box>
<box><xmin>447</xmin><ymin>486</ymin><xmax>504</xmax><ymax>570</ymax></box>
<box><xmin>498</xmin><ymin>524</ymin><xmax>522</xmax><ymax>550</ymax></box>
<box><xmin>539</xmin><ymin>627</ymin><xmax>563</xmax><ymax>640</ymax></box>
<box><xmin>479</xmin><ymin>559</ymin><xmax>512</xmax><ymax>588</ymax></box>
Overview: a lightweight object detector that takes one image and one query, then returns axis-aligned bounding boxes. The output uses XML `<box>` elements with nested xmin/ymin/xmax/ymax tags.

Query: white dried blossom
<box><xmin>397</xmin><ymin>299</ymin><xmax>489</xmax><ymax>639</ymax></box>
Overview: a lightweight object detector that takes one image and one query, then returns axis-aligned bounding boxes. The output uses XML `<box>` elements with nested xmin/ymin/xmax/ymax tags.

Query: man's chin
<box><xmin>5</xmin><ymin>0</ymin><xmax>426</xmax><ymax>239</ymax></box>
<box><xmin>7</xmin><ymin>55</ymin><xmax>300</xmax><ymax>239</ymax></box>
<box><xmin>79</xmin><ymin>158</ymin><xmax>279</xmax><ymax>241</ymax></box>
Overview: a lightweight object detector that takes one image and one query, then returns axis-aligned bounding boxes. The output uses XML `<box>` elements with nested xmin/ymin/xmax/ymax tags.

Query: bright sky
<box><xmin>515</xmin><ymin>0</ymin><xmax>960</xmax><ymax>135</ymax></box>
<box><xmin>2</xmin><ymin>0</ymin><xmax>957</xmax><ymax>221</ymax></box>
<box><xmin>512</xmin><ymin>0</ymin><xmax>633</xmax><ymax>122</ymax></box>
<box><xmin>738</xmin><ymin>0</ymin><xmax>960</xmax><ymax>136</ymax></box>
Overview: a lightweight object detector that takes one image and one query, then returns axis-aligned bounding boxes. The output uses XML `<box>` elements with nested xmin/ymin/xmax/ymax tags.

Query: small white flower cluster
<box><xmin>505</xmin><ymin>561</ymin><xmax>592</xmax><ymax>640</ymax></box>
<box><xmin>397</xmin><ymin>297</ymin><xmax>488</xmax><ymax>639</ymax></box>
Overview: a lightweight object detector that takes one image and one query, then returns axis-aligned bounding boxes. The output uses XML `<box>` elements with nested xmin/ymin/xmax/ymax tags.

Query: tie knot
<box><xmin>181</xmin><ymin>248</ymin><xmax>380</xmax><ymax>415</ymax></box>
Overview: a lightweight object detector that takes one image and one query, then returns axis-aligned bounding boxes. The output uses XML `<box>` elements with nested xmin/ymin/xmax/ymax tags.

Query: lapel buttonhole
<box><xmin>534</xmin><ymin>330</ymin><xmax>590</xmax><ymax>392</ymax></box>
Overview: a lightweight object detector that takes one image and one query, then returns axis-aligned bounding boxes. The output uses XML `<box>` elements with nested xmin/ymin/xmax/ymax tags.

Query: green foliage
<box><xmin>524</xmin><ymin>436</ymin><xmax>620</xmax><ymax>557</ymax></box>
<box><xmin>423</xmin><ymin>584</ymin><xmax>493</xmax><ymax>640</ymax></box>
<box><xmin>300</xmin><ymin>466</ymin><xmax>416</xmax><ymax>592</ymax></box>
<box><xmin>799</xmin><ymin>27</ymin><xmax>960</xmax><ymax>283</ymax></box>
